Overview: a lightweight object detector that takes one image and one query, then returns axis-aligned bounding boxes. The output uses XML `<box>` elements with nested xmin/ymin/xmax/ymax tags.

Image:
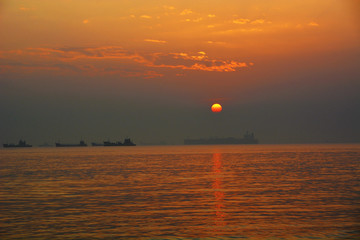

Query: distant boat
<box><xmin>184</xmin><ymin>132</ymin><xmax>259</xmax><ymax>145</ymax></box>
<box><xmin>55</xmin><ymin>140</ymin><xmax>87</xmax><ymax>147</ymax></box>
<box><xmin>104</xmin><ymin>141</ymin><xmax>123</xmax><ymax>146</ymax></box>
<box><xmin>91</xmin><ymin>138</ymin><xmax>136</xmax><ymax>146</ymax></box>
<box><xmin>93</xmin><ymin>138</ymin><xmax>136</xmax><ymax>147</ymax></box>
<box><xmin>3</xmin><ymin>140</ymin><xmax>32</xmax><ymax>148</ymax></box>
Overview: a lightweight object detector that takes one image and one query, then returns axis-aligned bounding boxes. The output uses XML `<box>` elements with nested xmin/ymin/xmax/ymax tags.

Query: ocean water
<box><xmin>0</xmin><ymin>144</ymin><xmax>359</xmax><ymax>240</ymax></box>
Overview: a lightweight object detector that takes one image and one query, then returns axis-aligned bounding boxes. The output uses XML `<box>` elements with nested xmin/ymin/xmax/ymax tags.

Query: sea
<box><xmin>0</xmin><ymin>144</ymin><xmax>359</xmax><ymax>240</ymax></box>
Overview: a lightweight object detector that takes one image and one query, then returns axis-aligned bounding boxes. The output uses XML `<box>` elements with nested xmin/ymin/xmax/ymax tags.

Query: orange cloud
<box><xmin>0</xmin><ymin>46</ymin><xmax>251</xmax><ymax>77</ymax></box>
<box><xmin>308</xmin><ymin>21</ymin><xmax>320</xmax><ymax>27</ymax></box>
<box><xmin>207</xmin><ymin>41</ymin><xmax>227</xmax><ymax>45</ymax></box>
<box><xmin>140</xmin><ymin>15</ymin><xmax>152</xmax><ymax>19</ymax></box>
<box><xmin>152</xmin><ymin>52</ymin><xmax>249</xmax><ymax>72</ymax></box>
<box><xmin>19</xmin><ymin>6</ymin><xmax>34</xmax><ymax>11</ymax></box>
<box><xmin>180</xmin><ymin>9</ymin><xmax>193</xmax><ymax>15</ymax></box>
<box><xmin>163</xmin><ymin>5</ymin><xmax>175</xmax><ymax>11</ymax></box>
<box><xmin>144</xmin><ymin>39</ymin><xmax>167</xmax><ymax>44</ymax></box>
<box><xmin>233</xmin><ymin>18</ymin><xmax>251</xmax><ymax>24</ymax></box>
<box><xmin>144</xmin><ymin>71</ymin><xmax>164</xmax><ymax>79</ymax></box>
<box><xmin>251</xmin><ymin>19</ymin><xmax>265</xmax><ymax>25</ymax></box>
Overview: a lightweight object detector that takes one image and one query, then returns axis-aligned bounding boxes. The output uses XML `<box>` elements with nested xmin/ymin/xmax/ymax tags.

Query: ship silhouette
<box><xmin>92</xmin><ymin>138</ymin><xmax>136</xmax><ymax>146</ymax></box>
<box><xmin>3</xmin><ymin>140</ymin><xmax>32</xmax><ymax>148</ymax></box>
<box><xmin>184</xmin><ymin>132</ymin><xmax>259</xmax><ymax>145</ymax></box>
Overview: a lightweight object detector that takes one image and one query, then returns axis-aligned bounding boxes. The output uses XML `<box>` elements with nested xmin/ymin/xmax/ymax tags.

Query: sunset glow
<box><xmin>0</xmin><ymin>0</ymin><xmax>359</xmax><ymax>144</ymax></box>
<box><xmin>1</xmin><ymin>3</ymin><xmax>360</xmax><ymax>240</ymax></box>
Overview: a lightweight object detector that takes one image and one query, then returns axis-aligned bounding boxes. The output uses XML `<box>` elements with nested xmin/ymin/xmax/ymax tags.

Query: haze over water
<box><xmin>1</xmin><ymin>144</ymin><xmax>359</xmax><ymax>239</ymax></box>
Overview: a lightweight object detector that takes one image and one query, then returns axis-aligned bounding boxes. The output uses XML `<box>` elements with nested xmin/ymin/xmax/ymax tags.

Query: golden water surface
<box><xmin>1</xmin><ymin>144</ymin><xmax>359</xmax><ymax>239</ymax></box>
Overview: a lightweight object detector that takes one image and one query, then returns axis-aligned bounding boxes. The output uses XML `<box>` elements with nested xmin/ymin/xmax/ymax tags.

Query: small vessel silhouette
<box><xmin>91</xmin><ymin>138</ymin><xmax>136</xmax><ymax>146</ymax></box>
<box><xmin>3</xmin><ymin>140</ymin><xmax>32</xmax><ymax>148</ymax></box>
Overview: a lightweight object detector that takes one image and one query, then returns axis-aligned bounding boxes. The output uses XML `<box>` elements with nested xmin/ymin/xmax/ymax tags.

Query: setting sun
<box><xmin>211</xmin><ymin>103</ymin><xmax>222</xmax><ymax>113</ymax></box>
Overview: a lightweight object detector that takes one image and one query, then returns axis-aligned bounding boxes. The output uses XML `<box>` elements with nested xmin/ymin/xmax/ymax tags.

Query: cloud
<box><xmin>214</xmin><ymin>28</ymin><xmax>264</xmax><ymax>35</ymax></box>
<box><xmin>233</xmin><ymin>18</ymin><xmax>269</xmax><ymax>26</ymax></box>
<box><xmin>154</xmin><ymin>52</ymin><xmax>249</xmax><ymax>72</ymax></box>
<box><xmin>233</xmin><ymin>18</ymin><xmax>251</xmax><ymax>24</ymax></box>
<box><xmin>144</xmin><ymin>71</ymin><xmax>164</xmax><ymax>79</ymax></box>
<box><xmin>163</xmin><ymin>5</ymin><xmax>175</xmax><ymax>11</ymax></box>
<box><xmin>140</xmin><ymin>15</ymin><xmax>152</xmax><ymax>19</ymax></box>
<box><xmin>308</xmin><ymin>21</ymin><xmax>320</xmax><ymax>27</ymax></box>
<box><xmin>251</xmin><ymin>19</ymin><xmax>265</xmax><ymax>25</ymax></box>
<box><xmin>19</xmin><ymin>6</ymin><xmax>34</xmax><ymax>11</ymax></box>
<box><xmin>0</xmin><ymin>46</ymin><xmax>251</xmax><ymax>77</ymax></box>
<box><xmin>183</xmin><ymin>17</ymin><xmax>203</xmax><ymax>23</ymax></box>
<box><xmin>192</xmin><ymin>17</ymin><xmax>203</xmax><ymax>22</ymax></box>
<box><xmin>171</xmin><ymin>52</ymin><xmax>207</xmax><ymax>61</ymax></box>
<box><xmin>207</xmin><ymin>41</ymin><xmax>227</xmax><ymax>45</ymax></box>
<box><xmin>180</xmin><ymin>9</ymin><xmax>193</xmax><ymax>15</ymax></box>
<box><xmin>144</xmin><ymin>39</ymin><xmax>167</xmax><ymax>44</ymax></box>
<box><xmin>188</xmin><ymin>61</ymin><xmax>248</xmax><ymax>72</ymax></box>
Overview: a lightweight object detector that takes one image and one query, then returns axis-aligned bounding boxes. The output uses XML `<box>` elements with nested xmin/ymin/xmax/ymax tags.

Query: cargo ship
<box><xmin>184</xmin><ymin>132</ymin><xmax>258</xmax><ymax>145</ymax></box>
<box><xmin>55</xmin><ymin>140</ymin><xmax>87</xmax><ymax>147</ymax></box>
<box><xmin>92</xmin><ymin>138</ymin><xmax>136</xmax><ymax>146</ymax></box>
<box><xmin>3</xmin><ymin>140</ymin><xmax>32</xmax><ymax>148</ymax></box>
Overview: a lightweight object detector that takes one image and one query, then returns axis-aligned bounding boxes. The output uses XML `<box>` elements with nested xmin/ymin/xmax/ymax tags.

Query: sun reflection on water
<box><xmin>212</xmin><ymin>152</ymin><xmax>227</xmax><ymax>231</ymax></box>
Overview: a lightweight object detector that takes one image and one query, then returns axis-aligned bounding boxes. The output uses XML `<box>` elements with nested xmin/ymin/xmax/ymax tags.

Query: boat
<box><xmin>55</xmin><ymin>140</ymin><xmax>87</xmax><ymax>147</ymax></box>
<box><xmin>103</xmin><ymin>138</ymin><xmax>136</xmax><ymax>146</ymax></box>
<box><xmin>104</xmin><ymin>141</ymin><xmax>123</xmax><ymax>146</ymax></box>
<box><xmin>184</xmin><ymin>132</ymin><xmax>259</xmax><ymax>145</ymax></box>
<box><xmin>3</xmin><ymin>140</ymin><xmax>32</xmax><ymax>148</ymax></box>
<box><xmin>91</xmin><ymin>138</ymin><xmax>136</xmax><ymax>146</ymax></box>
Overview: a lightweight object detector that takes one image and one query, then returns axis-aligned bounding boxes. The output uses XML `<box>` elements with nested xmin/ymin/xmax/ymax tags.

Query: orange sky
<box><xmin>1</xmin><ymin>0</ymin><xmax>358</xmax><ymax>75</ymax></box>
<box><xmin>0</xmin><ymin>0</ymin><xmax>359</xmax><ymax>144</ymax></box>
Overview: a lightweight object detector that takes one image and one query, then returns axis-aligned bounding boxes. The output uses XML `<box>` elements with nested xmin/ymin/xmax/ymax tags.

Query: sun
<box><xmin>211</xmin><ymin>103</ymin><xmax>222</xmax><ymax>113</ymax></box>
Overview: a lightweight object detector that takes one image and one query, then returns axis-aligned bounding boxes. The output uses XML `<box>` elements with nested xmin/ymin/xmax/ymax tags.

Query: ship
<box><xmin>103</xmin><ymin>140</ymin><xmax>123</xmax><ymax>146</ymax></box>
<box><xmin>91</xmin><ymin>138</ymin><xmax>136</xmax><ymax>146</ymax></box>
<box><xmin>103</xmin><ymin>138</ymin><xmax>136</xmax><ymax>146</ymax></box>
<box><xmin>55</xmin><ymin>140</ymin><xmax>87</xmax><ymax>147</ymax></box>
<box><xmin>184</xmin><ymin>132</ymin><xmax>259</xmax><ymax>145</ymax></box>
<box><xmin>3</xmin><ymin>140</ymin><xmax>32</xmax><ymax>148</ymax></box>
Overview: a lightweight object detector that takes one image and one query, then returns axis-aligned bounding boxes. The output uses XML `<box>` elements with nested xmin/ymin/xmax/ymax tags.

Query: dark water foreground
<box><xmin>1</xmin><ymin>144</ymin><xmax>359</xmax><ymax>239</ymax></box>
